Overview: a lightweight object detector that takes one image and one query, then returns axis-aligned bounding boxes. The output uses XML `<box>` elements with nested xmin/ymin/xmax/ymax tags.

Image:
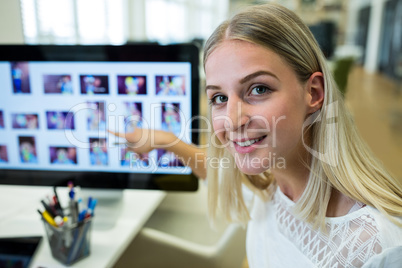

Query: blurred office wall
<box><xmin>0</xmin><ymin>1</ymin><xmax>24</xmax><ymax>44</ymax></box>
<box><xmin>0</xmin><ymin>0</ymin><xmax>399</xmax><ymax>80</ymax></box>
<box><xmin>9</xmin><ymin>0</ymin><xmax>228</xmax><ymax>46</ymax></box>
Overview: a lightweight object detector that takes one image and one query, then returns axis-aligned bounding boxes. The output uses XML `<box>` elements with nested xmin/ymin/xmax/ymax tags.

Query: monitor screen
<box><xmin>0</xmin><ymin>236</ymin><xmax>42</xmax><ymax>268</ymax></box>
<box><xmin>0</xmin><ymin>44</ymin><xmax>200</xmax><ymax>191</ymax></box>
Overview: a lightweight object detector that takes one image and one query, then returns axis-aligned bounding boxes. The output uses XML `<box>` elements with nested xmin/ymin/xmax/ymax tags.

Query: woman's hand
<box><xmin>107</xmin><ymin>128</ymin><xmax>177</xmax><ymax>154</ymax></box>
<box><xmin>108</xmin><ymin>128</ymin><xmax>207</xmax><ymax>179</ymax></box>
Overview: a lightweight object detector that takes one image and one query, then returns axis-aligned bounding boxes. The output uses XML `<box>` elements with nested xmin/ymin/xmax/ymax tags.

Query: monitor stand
<box><xmin>78</xmin><ymin>188</ymin><xmax>124</xmax><ymax>231</ymax></box>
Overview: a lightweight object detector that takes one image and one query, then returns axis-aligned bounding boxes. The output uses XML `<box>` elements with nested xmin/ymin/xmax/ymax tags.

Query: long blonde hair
<box><xmin>204</xmin><ymin>3</ymin><xmax>402</xmax><ymax>227</ymax></box>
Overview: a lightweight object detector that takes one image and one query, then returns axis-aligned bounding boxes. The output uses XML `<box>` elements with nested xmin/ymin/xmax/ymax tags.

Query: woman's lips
<box><xmin>232</xmin><ymin>135</ymin><xmax>267</xmax><ymax>154</ymax></box>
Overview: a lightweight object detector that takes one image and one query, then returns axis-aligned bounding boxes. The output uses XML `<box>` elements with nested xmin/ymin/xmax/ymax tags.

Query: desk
<box><xmin>0</xmin><ymin>185</ymin><xmax>166</xmax><ymax>268</ymax></box>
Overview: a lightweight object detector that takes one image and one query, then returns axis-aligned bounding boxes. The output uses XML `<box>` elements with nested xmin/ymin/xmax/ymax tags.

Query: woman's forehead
<box><xmin>205</xmin><ymin>40</ymin><xmax>291</xmax><ymax>80</ymax></box>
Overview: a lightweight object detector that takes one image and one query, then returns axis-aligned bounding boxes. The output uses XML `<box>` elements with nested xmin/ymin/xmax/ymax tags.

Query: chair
<box><xmin>114</xmin><ymin>182</ymin><xmax>247</xmax><ymax>268</ymax></box>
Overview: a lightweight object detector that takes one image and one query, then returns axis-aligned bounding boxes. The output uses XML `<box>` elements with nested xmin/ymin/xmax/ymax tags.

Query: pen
<box><xmin>53</xmin><ymin>186</ymin><xmax>60</xmax><ymax>206</ymax></box>
<box><xmin>53</xmin><ymin>196</ymin><xmax>64</xmax><ymax>217</ymax></box>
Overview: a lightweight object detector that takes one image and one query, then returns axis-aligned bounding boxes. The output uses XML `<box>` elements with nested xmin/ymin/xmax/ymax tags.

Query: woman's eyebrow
<box><xmin>239</xmin><ymin>70</ymin><xmax>278</xmax><ymax>84</ymax></box>
<box><xmin>205</xmin><ymin>85</ymin><xmax>221</xmax><ymax>92</ymax></box>
<box><xmin>205</xmin><ymin>70</ymin><xmax>278</xmax><ymax>92</ymax></box>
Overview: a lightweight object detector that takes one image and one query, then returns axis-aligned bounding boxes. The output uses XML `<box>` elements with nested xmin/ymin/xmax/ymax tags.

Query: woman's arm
<box><xmin>108</xmin><ymin>129</ymin><xmax>207</xmax><ymax>179</ymax></box>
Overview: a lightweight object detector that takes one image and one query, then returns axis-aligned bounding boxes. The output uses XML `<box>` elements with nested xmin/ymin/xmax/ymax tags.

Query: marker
<box><xmin>78</xmin><ymin>209</ymin><xmax>87</xmax><ymax>222</ymax></box>
<box><xmin>88</xmin><ymin>199</ymin><xmax>97</xmax><ymax>217</ymax></box>
<box><xmin>68</xmin><ymin>181</ymin><xmax>74</xmax><ymax>190</ymax></box>
<box><xmin>69</xmin><ymin>188</ymin><xmax>75</xmax><ymax>200</ymax></box>
<box><xmin>69</xmin><ymin>189</ymin><xmax>78</xmax><ymax>224</ymax></box>
<box><xmin>38</xmin><ymin>209</ymin><xmax>57</xmax><ymax>227</ymax></box>
<box><xmin>87</xmin><ymin>197</ymin><xmax>93</xmax><ymax>210</ymax></box>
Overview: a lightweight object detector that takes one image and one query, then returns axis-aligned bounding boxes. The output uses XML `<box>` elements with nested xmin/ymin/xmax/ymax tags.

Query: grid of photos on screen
<box><xmin>1</xmin><ymin>62</ymin><xmax>190</xmax><ymax>171</ymax></box>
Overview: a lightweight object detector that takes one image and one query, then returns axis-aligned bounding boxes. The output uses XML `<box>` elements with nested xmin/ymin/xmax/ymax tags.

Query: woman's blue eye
<box><xmin>211</xmin><ymin>95</ymin><xmax>228</xmax><ymax>104</ymax></box>
<box><xmin>251</xmin><ymin>86</ymin><xmax>269</xmax><ymax>95</ymax></box>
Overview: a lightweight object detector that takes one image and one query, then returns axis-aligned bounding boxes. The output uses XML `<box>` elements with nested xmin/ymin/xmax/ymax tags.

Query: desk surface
<box><xmin>0</xmin><ymin>185</ymin><xmax>166</xmax><ymax>268</ymax></box>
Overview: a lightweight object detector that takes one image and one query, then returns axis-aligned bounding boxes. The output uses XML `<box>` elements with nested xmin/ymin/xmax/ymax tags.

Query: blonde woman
<box><xmin>111</xmin><ymin>3</ymin><xmax>402</xmax><ymax>267</ymax></box>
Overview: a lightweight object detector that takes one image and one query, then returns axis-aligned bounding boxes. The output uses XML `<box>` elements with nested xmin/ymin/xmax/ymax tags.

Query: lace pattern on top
<box><xmin>274</xmin><ymin>190</ymin><xmax>382</xmax><ymax>267</ymax></box>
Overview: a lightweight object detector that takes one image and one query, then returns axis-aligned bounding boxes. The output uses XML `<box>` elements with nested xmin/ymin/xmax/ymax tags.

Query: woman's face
<box><xmin>205</xmin><ymin>40</ymin><xmax>313</xmax><ymax>175</ymax></box>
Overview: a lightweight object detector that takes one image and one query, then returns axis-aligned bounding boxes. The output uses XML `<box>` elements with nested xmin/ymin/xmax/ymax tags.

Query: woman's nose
<box><xmin>224</xmin><ymin>98</ymin><xmax>250</xmax><ymax>131</ymax></box>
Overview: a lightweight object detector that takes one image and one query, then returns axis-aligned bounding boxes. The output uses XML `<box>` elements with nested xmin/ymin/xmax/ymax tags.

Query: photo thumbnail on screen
<box><xmin>89</xmin><ymin>138</ymin><xmax>108</xmax><ymax>166</ymax></box>
<box><xmin>155</xmin><ymin>75</ymin><xmax>186</xmax><ymax>96</ymax></box>
<box><xmin>120</xmin><ymin>148</ymin><xmax>149</xmax><ymax>167</ymax></box>
<box><xmin>117</xmin><ymin>75</ymin><xmax>147</xmax><ymax>95</ymax></box>
<box><xmin>49</xmin><ymin>146</ymin><xmax>77</xmax><ymax>165</ymax></box>
<box><xmin>0</xmin><ymin>145</ymin><xmax>8</xmax><ymax>163</ymax></box>
<box><xmin>12</xmin><ymin>114</ymin><xmax>39</xmax><ymax>129</ymax></box>
<box><xmin>161</xmin><ymin>103</ymin><xmax>181</xmax><ymax>136</ymax></box>
<box><xmin>18</xmin><ymin>136</ymin><xmax>38</xmax><ymax>164</ymax></box>
<box><xmin>124</xmin><ymin>102</ymin><xmax>142</xmax><ymax>132</ymax></box>
<box><xmin>157</xmin><ymin>149</ymin><xmax>184</xmax><ymax>167</ymax></box>
<box><xmin>43</xmin><ymin>74</ymin><xmax>73</xmax><ymax>94</ymax></box>
<box><xmin>11</xmin><ymin>62</ymin><xmax>31</xmax><ymax>94</ymax></box>
<box><xmin>87</xmin><ymin>101</ymin><xmax>106</xmax><ymax>131</ymax></box>
<box><xmin>46</xmin><ymin>111</ymin><xmax>75</xmax><ymax>130</ymax></box>
<box><xmin>80</xmin><ymin>75</ymin><xmax>109</xmax><ymax>95</ymax></box>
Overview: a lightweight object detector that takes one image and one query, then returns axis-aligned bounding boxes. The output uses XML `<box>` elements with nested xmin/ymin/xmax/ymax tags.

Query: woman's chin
<box><xmin>235</xmin><ymin>161</ymin><xmax>270</xmax><ymax>175</ymax></box>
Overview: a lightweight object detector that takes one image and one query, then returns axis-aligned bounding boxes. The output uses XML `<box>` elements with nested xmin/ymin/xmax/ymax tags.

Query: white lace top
<box><xmin>246</xmin><ymin>187</ymin><xmax>402</xmax><ymax>268</ymax></box>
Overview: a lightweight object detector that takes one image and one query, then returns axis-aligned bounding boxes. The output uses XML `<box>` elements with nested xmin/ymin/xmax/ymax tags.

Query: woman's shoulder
<box><xmin>365</xmin><ymin>206</ymin><xmax>402</xmax><ymax>248</ymax></box>
<box><xmin>362</xmin><ymin>246</ymin><xmax>402</xmax><ymax>268</ymax></box>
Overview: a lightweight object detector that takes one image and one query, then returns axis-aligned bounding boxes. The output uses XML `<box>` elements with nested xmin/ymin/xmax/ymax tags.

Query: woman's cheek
<box><xmin>212</xmin><ymin>119</ymin><xmax>226</xmax><ymax>144</ymax></box>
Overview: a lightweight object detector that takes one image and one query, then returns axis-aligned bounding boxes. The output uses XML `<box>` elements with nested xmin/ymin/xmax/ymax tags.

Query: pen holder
<box><xmin>42</xmin><ymin>218</ymin><xmax>92</xmax><ymax>266</ymax></box>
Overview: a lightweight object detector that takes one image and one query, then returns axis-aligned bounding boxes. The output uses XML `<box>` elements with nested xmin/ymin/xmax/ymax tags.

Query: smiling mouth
<box><xmin>234</xmin><ymin>136</ymin><xmax>266</xmax><ymax>147</ymax></box>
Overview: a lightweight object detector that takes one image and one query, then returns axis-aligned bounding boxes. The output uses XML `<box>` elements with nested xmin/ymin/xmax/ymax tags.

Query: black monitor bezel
<box><xmin>0</xmin><ymin>44</ymin><xmax>200</xmax><ymax>191</ymax></box>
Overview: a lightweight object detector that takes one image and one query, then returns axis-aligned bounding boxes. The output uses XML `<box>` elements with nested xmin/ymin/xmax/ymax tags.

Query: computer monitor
<box><xmin>0</xmin><ymin>44</ymin><xmax>200</xmax><ymax>192</ymax></box>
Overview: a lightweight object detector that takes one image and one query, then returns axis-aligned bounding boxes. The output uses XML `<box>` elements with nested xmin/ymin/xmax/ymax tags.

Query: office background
<box><xmin>0</xmin><ymin>1</ymin><xmax>401</xmax><ymax>267</ymax></box>
<box><xmin>1</xmin><ymin>0</ymin><xmax>401</xmax><ymax>80</ymax></box>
